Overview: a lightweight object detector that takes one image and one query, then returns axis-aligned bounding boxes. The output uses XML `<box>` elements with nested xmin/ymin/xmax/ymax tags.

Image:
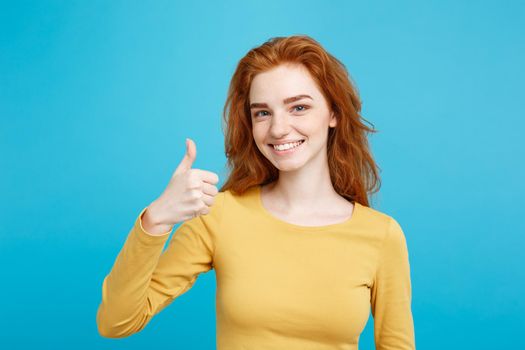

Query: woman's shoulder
<box><xmin>356</xmin><ymin>202</ymin><xmax>394</xmax><ymax>224</ymax></box>
<box><xmin>219</xmin><ymin>185</ymin><xmax>259</xmax><ymax>202</ymax></box>
<box><xmin>355</xmin><ymin>202</ymin><xmax>406</xmax><ymax>241</ymax></box>
<box><xmin>216</xmin><ymin>185</ymin><xmax>260</xmax><ymax>211</ymax></box>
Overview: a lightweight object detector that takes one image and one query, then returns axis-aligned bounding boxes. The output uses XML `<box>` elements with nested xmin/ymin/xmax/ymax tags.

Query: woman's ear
<box><xmin>329</xmin><ymin>112</ymin><xmax>337</xmax><ymax>128</ymax></box>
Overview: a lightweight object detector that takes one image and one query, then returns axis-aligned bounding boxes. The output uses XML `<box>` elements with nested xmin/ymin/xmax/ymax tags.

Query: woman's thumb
<box><xmin>174</xmin><ymin>138</ymin><xmax>196</xmax><ymax>175</ymax></box>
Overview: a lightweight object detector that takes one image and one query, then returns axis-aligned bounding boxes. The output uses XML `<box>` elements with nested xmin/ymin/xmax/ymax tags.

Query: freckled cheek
<box><xmin>252</xmin><ymin>129</ymin><xmax>268</xmax><ymax>150</ymax></box>
<box><xmin>252</xmin><ymin>130</ymin><xmax>263</xmax><ymax>141</ymax></box>
<box><xmin>300</xmin><ymin>119</ymin><xmax>326</xmax><ymax>136</ymax></box>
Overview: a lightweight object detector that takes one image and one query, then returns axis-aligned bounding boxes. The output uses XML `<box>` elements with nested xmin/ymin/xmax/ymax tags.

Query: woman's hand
<box><xmin>142</xmin><ymin>138</ymin><xmax>220</xmax><ymax>235</ymax></box>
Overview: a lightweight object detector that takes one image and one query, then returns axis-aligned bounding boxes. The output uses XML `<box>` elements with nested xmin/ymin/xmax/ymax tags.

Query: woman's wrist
<box><xmin>141</xmin><ymin>203</ymin><xmax>173</xmax><ymax>236</ymax></box>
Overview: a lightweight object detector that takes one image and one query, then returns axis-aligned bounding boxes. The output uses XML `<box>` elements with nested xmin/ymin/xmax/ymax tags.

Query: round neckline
<box><xmin>254</xmin><ymin>184</ymin><xmax>360</xmax><ymax>231</ymax></box>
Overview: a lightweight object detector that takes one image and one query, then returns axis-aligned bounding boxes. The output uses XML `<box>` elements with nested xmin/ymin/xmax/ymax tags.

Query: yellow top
<box><xmin>96</xmin><ymin>185</ymin><xmax>415</xmax><ymax>349</ymax></box>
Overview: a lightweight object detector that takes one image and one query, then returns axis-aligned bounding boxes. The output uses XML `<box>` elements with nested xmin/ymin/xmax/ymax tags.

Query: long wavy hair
<box><xmin>218</xmin><ymin>35</ymin><xmax>381</xmax><ymax>207</ymax></box>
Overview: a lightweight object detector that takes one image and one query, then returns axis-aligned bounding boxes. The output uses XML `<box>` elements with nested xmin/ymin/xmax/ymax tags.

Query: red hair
<box><xmin>219</xmin><ymin>35</ymin><xmax>381</xmax><ymax>207</ymax></box>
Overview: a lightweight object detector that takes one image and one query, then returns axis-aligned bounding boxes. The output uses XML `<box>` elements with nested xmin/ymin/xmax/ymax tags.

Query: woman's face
<box><xmin>249</xmin><ymin>63</ymin><xmax>337</xmax><ymax>173</ymax></box>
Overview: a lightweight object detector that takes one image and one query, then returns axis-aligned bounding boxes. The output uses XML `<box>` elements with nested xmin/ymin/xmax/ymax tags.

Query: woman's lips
<box><xmin>268</xmin><ymin>139</ymin><xmax>305</xmax><ymax>156</ymax></box>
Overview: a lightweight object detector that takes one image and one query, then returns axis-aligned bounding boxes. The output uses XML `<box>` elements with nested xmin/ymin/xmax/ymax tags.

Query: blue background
<box><xmin>1</xmin><ymin>0</ymin><xmax>524</xmax><ymax>349</ymax></box>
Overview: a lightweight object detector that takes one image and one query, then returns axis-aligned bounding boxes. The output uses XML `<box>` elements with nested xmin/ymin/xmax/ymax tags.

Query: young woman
<box><xmin>97</xmin><ymin>35</ymin><xmax>416</xmax><ymax>349</ymax></box>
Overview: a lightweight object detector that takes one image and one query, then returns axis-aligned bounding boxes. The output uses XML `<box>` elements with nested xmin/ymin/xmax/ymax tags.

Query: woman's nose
<box><xmin>269</xmin><ymin>112</ymin><xmax>292</xmax><ymax>137</ymax></box>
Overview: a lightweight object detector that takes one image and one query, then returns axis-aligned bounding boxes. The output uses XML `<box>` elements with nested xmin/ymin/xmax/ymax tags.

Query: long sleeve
<box><xmin>96</xmin><ymin>192</ymin><xmax>224</xmax><ymax>338</ymax></box>
<box><xmin>370</xmin><ymin>217</ymin><xmax>416</xmax><ymax>349</ymax></box>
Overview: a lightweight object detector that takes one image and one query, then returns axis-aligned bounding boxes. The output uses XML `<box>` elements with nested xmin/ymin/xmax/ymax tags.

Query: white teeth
<box><xmin>273</xmin><ymin>140</ymin><xmax>303</xmax><ymax>151</ymax></box>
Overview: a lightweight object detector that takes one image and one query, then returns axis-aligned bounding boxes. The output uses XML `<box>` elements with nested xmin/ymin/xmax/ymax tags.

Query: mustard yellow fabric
<box><xmin>97</xmin><ymin>185</ymin><xmax>415</xmax><ymax>349</ymax></box>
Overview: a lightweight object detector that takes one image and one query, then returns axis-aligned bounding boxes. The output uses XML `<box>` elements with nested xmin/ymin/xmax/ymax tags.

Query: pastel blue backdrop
<box><xmin>1</xmin><ymin>0</ymin><xmax>523</xmax><ymax>349</ymax></box>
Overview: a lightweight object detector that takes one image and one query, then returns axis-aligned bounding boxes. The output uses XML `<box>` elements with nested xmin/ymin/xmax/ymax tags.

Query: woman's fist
<box><xmin>141</xmin><ymin>138</ymin><xmax>220</xmax><ymax>235</ymax></box>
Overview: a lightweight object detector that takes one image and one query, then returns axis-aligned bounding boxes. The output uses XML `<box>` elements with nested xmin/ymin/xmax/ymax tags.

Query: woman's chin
<box><xmin>270</xmin><ymin>158</ymin><xmax>305</xmax><ymax>172</ymax></box>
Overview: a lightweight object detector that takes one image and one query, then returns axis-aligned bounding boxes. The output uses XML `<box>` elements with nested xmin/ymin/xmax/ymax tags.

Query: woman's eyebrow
<box><xmin>249</xmin><ymin>94</ymin><xmax>313</xmax><ymax>109</ymax></box>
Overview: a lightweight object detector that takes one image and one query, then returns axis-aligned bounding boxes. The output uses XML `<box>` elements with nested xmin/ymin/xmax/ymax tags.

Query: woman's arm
<box><xmin>96</xmin><ymin>192</ymin><xmax>224</xmax><ymax>338</ymax></box>
<box><xmin>370</xmin><ymin>217</ymin><xmax>416</xmax><ymax>349</ymax></box>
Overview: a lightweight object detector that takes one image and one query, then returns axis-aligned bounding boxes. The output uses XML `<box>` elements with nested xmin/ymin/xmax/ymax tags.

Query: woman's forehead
<box><xmin>249</xmin><ymin>65</ymin><xmax>321</xmax><ymax>103</ymax></box>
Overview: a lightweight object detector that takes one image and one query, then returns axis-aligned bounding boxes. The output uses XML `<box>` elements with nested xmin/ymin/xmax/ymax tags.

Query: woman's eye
<box><xmin>293</xmin><ymin>105</ymin><xmax>309</xmax><ymax>112</ymax></box>
<box><xmin>254</xmin><ymin>110</ymin><xmax>269</xmax><ymax>117</ymax></box>
<box><xmin>253</xmin><ymin>105</ymin><xmax>309</xmax><ymax>118</ymax></box>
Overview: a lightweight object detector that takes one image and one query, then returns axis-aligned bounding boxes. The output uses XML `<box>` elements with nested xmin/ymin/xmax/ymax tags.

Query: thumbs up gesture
<box><xmin>141</xmin><ymin>138</ymin><xmax>220</xmax><ymax>235</ymax></box>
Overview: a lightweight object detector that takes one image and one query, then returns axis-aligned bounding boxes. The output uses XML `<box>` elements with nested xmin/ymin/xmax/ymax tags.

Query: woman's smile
<box><xmin>269</xmin><ymin>139</ymin><xmax>305</xmax><ymax>156</ymax></box>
